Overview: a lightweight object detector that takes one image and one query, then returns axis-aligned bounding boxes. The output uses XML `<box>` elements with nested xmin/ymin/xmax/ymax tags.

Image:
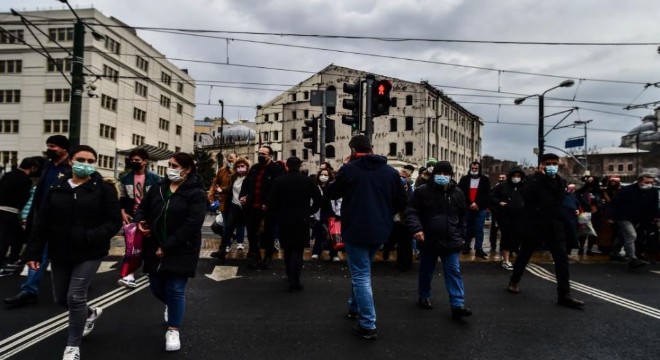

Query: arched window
<box><xmin>325</xmin><ymin>145</ymin><xmax>336</xmax><ymax>158</ymax></box>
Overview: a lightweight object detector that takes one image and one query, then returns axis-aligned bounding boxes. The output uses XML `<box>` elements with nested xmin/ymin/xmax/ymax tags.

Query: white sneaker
<box><xmin>117</xmin><ymin>277</ymin><xmax>138</xmax><ymax>289</ymax></box>
<box><xmin>236</xmin><ymin>243</ymin><xmax>245</xmax><ymax>251</ymax></box>
<box><xmin>165</xmin><ymin>329</ymin><xmax>181</xmax><ymax>351</ymax></box>
<box><xmin>332</xmin><ymin>256</ymin><xmax>340</xmax><ymax>262</ymax></box>
<box><xmin>62</xmin><ymin>346</ymin><xmax>80</xmax><ymax>360</ymax></box>
<box><xmin>82</xmin><ymin>307</ymin><xmax>102</xmax><ymax>337</ymax></box>
<box><xmin>164</xmin><ymin>306</ymin><xmax>168</xmax><ymax>323</ymax></box>
<box><xmin>225</xmin><ymin>246</ymin><xmax>231</xmax><ymax>252</ymax></box>
<box><xmin>501</xmin><ymin>261</ymin><xmax>514</xmax><ymax>271</ymax></box>
<box><xmin>311</xmin><ymin>254</ymin><xmax>319</xmax><ymax>260</ymax></box>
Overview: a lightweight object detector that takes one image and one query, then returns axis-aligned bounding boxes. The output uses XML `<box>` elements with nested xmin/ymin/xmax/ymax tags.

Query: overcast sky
<box><xmin>6</xmin><ymin>0</ymin><xmax>660</xmax><ymax>163</ymax></box>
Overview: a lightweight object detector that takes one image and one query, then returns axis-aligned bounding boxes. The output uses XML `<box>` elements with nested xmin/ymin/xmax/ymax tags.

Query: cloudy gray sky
<box><xmin>7</xmin><ymin>0</ymin><xmax>660</xmax><ymax>163</ymax></box>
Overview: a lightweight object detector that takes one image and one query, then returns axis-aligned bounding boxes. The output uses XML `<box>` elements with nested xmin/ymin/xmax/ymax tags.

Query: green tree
<box><xmin>193</xmin><ymin>148</ymin><xmax>215</xmax><ymax>190</ymax></box>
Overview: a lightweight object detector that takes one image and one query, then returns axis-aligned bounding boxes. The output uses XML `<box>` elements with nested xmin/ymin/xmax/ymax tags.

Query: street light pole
<box><xmin>514</xmin><ymin>79</ymin><xmax>575</xmax><ymax>166</ymax></box>
<box><xmin>574</xmin><ymin>120</ymin><xmax>592</xmax><ymax>171</ymax></box>
<box><xmin>218</xmin><ymin>99</ymin><xmax>224</xmax><ymax>146</ymax></box>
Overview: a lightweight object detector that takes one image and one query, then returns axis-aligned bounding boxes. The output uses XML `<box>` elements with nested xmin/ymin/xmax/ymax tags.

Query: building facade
<box><xmin>254</xmin><ymin>65</ymin><xmax>483</xmax><ymax>176</ymax></box>
<box><xmin>0</xmin><ymin>8</ymin><xmax>195</xmax><ymax>177</ymax></box>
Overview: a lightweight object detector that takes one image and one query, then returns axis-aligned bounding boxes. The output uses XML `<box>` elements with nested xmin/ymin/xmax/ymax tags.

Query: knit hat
<box><xmin>46</xmin><ymin>135</ymin><xmax>70</xmax><ymax>151</ymax></box>
<box><xmin>432</xmin><ymin>161</ymin><xmax>454</xmax><ymax>175</ymax></box>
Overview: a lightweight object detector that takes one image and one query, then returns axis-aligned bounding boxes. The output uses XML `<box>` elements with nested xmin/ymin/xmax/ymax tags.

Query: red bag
<box><xmin>328</xmin><ymin>217</ymin><xmax>344</xmax><ymax>250</ymax></box>
<box><xmin>120</xmin><ymin>223</ymin><xmax>144</xmax><ymax>277</ymax></box>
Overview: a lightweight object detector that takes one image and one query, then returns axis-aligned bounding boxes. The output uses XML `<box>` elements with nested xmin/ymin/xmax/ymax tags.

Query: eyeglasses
<box><xmin>74</xmin><ymin>157</ymin><xmax>95</xmax><ymax>164</ymax></box>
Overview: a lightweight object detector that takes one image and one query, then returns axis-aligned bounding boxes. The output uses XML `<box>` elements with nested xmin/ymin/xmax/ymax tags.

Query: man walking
<box><xmin>118</xmin><ymin>148</ymin><xmax>160</xmax><ymax>288</ymax></box>
<box><xmin>507</xmin><ymin>153</ymin><xmax>584</xmax><ymax>309</ymax></box>
<box><xmin>4</xmin><ymin>135</ymin><xmax>71</xmax><ymax>307</ymax></box>
<box><xmin>458</xmin><ymin>161</ymin><xmax>491</xmax><ymax>258</ymax></box>
<box><xmin>326</xmin><ymin>135</ymin><xmax>407</xmax><ymax>340</ymax></box>
<box><xmin>268</xmin><ymin>157</ymin><xmax>322</xmax><ymax>291</ymax></box>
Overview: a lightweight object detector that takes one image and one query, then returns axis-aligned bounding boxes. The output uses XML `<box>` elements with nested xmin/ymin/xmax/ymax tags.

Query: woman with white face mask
<box><xmin>310</xmin><ymin>169</ymin><xmax>341</xmax><ymax>261</ymax></box>
<box><xmin>134</xmin><ymin>152</ymin><xmax>207</xmax><ymax>353</ymax></box>
<box><xmin>490</xmin><ymin>168</ymin><xmax>527</xmax><ymax>270</ymax></box>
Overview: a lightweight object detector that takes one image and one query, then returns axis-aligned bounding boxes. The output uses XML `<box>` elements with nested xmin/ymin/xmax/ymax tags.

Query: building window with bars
<box><xmin>161</xmin><ymin>72</ymin><xmax>172</xmax><ymax>86</ymax></box>
<box><xmin>0</xmin><ymin>120</ymin><xmax>19</xmax><ymax>133</ymax></box>
<box><xmin>158</xmin><ymin>141</ymin><xmax>168</xmax><ymax>150</ymax></box>
<box><xmin>159</xmin><ymin>118</ymin><xmax>170</xmax><ymax>131</ymax></box>
<box><xmin>135</xmin><ymin>82</ymin><xmax>148</xmax><ymax>97</ymax></box>
<box><xmin>0</xmin><ymin>60</ymin><xmax>22</xmax><ymax>73</ymax></box>
<box><xmin>0</xmin><ymin>90</ymin><xmax>21</xmax><ymax>103</ymax></box>
<box><xmin>0</xmin><ymin>151</ymin><xmax>18</xmax><ymax>167</ymax></box>
<box><xmin>136</xmin><ymin>56</ymin><xmax>149</xmax><ymax>72</ymax></box>
<box><xmin>104</xmin><ymin>36</ymin><xmax>121</xmax><ymax>54</ymax></box>
<box><xmin>132</xmin><ymin>134</ymin><xmax>145</xmax><ymax>146</ymax></box>
<box><xmin>47</xmin><ymin>58</ymin><xmax>71</xmax><ymax>72</ymax></box>
<box><xmin>103</xmin><ymin>64</ymin><xmax>119</xmax><ymax>82</ymax></box>
<box><xmin>48</xmin><ymin>27</ymin><xmax>74</xmax><ymax>42</ymax></box>
<box><xmin>160</xmin><ymin>95</ymin><xmax>170</xmax><ymax>108</ymax></box>
<box><xmin>133</xmin><ymin>108</ymin><xmax>146</xmax><ymax>122</ymax></box>
<box><xmin>98</xmin><ymin>154</ymin><xmax>115</xmax><ymax>169</ymax></box>
<box><xmin>101</xmin><ymin>94</ymin><xmax>117</xmax><ymax>111</ymax></box>
<box><xmin>43</xmin><ymin>119</ymin><xmax>69</xmax><ymax>133</ymax></box>
<box><xmin>45</xmin><ymin>89</ymin><xmax>70</xmax><ymax>103</ymax></box>
<box><xmin>0</xmin><ymin>30</ymin><xmax>24</xmax><ymax>44</ymax></box>
<box><xmin>99</xmin><ymin>124</ymin><xmax>116</xmax><ymax>140</ymax></box>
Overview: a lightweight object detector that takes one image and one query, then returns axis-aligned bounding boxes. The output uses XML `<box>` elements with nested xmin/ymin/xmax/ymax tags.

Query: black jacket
<box><xmin>458</xmin><ymin>174</ymin><xmax>491</xmax><ymax>211</ymax></box>
<box><xmin>405</xmin><ymin>181</ymin><xmax>466</xmax><ymax>253</ymax></box>
<box><xmin>520</xmin><ymin>173</ymin><xmax>568</xmax><ymax>242</ymax></box>
<box><xmin>134</xmin><ymin>174</ymin><xmax>207</xmax><ymax>278</ymax></box>
<box><xmin>26</xmin><ymin>172</ymin><xmax>122</xmax><ymax>265</ymax></box>
<box><xmin>612</xmin><ymin>183</ymin><xmax>659</xmax><ymax>224</ymax></box>
<box><xmin>490</xmin><ymin>175</ymin><xmax>526</xmax><ymax>218</ymax></box>
<box><xmin>326</xmin><ymin>154</ymin><xmax>407</xmax><ymax>245</ymax></box>
<box><xmin>0</xmin><ymin>169</ymin><xmax>33</xmax><ymax>211</ymax></box>
<box><xmin>240</xmin><ymin>161</ymin><xmax>285</xmax><ymax>209</ymax></box>
<box><xmin>268</xmin><ymin>171</ymin><xmax>322</xmax><ymax>224</ymax></box>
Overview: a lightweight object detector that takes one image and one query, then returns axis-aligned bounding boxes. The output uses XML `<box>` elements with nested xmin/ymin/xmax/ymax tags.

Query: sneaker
<box><xmin>0</xmin><ymin>268</ymin><xmax>17</xmax><ymax>277</ymax></box>
<box><xmin>225</xmin><ymin>246</ymin><xmax>231</xmax><ymax>253</ymax></box>
<box><xmin>236</xmin><ymin>243</ymin><xmax>245</xmax><ymax>251</ymax></box>
<box><xmin>117</xmin><ymin>277</ymin><xmax>138</xmax><ymax>289</ymax></box>
<box><xmin>628</xmin><ymin>258</ymin><xmax>648</xmax><ymax>269</ymax></box>
<box><xmin>311</xmin><ymin>254</ymin><xmax>319</xmax><ymax>260</ymax></box>
<box><xmin>62</xmin><ymin>346</ymin><xmax>80</xmax><ymax>360</ymax></box>
<box><xmin>353</xmin><ymin>324</ymin><xmax>377</xmax><ymax>340</ymax></box>
<box><xmin>83</xmin><ymin>307</ymin><xmax>103</xmax><ymax>337</ymax></box>
<box><xmin>164</xmin><ymin>306</ymin><xmax>168</xmax><ymax>323</ymax></box>
<box><xmin>501</xmin><ymin>260</ymin><xmax>514</xmax><ymax>271</ymax></box>
<box><xmin>165</xmin><ymin>329</ymin><xmax>181</xmax><ymax>351</ymax></box>
<box><xmin>332</xmin><ymin>256</ymin><xmax>340</xmax><ymax>262</ymax></box>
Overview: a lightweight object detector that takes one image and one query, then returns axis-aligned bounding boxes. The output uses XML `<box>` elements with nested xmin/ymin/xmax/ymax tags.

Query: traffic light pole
<box><xmin>364</xmin><ymin>75</ymin><xmax>375</xmax><ymax>146</ymax></box>
<box><xmin>320</xmin><ymin>98</ymin><xmax>327</xmax><ymax>164</ymax></box>
<box><xmin>68</xmin><ymin>18</ymin><xmax>85</xmax><ymax>149</ymax></box>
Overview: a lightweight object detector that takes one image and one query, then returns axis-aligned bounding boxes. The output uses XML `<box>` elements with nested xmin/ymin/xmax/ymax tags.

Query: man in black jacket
<box><xmin>458</xmin><ymin>161</ymin><xmax>491</xmax><ymax>258</ymax></box>
<box><xmin>406</xmin><ymin>161</ymin><xmax>472</xmax><ymax>322</ymax></box>
<box><xmin>507</xmin><ymin>153</ymin><xmax>584</xmax><ymax>309</ymax></box>
<box><xmin>269</xmin><ymin>157</ymin><xmax>322</xmax><ymax>291</ymax></box>
<box><xmin>239</xmin><ymin>145</ymin><xmax>285</xmax><ymax>269</ymax></box>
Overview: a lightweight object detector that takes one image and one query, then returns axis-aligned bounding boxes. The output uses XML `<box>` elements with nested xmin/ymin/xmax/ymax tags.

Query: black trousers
<box><xmin>489</xmin><ymin>213</ymin><xmax>500</xmax><ymax>250</ymax></box>
<box><xmin>244</xmin><ymin>207</ymin><xmax>276</xmax><ymax>259</ymax></box>
<box><xmin>0</xmin><ymin>211</ymin><xmax>25</xmax><ymax>267</ymax></box>
<box><xmin>279</xmin><ymin>220</ymin><xmax>309</xmax><ymax>286</ymax></box>
<box><xmin>510</xmin><ymin>221</ymin><xmax>571</xmax><ymax>297</ymax></box>
<box><xmin>498</xmin><ymin>215</ymin><xmax>522</xmax><ymax>253</ymax></box>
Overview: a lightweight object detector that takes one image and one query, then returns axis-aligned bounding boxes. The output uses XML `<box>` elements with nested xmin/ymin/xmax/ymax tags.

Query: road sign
<box><xmin>565</xmin><ymin>136</ymin><xmax>585</xmax><ymax>148</ymax></box>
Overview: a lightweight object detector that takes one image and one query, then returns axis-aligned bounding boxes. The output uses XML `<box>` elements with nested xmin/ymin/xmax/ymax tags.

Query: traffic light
<box><xmin>372</xmin><ymin>79</ymin><xmax>392</xmax><ymax>117</ymax></box>
<box><xmin>342</xmin><ymin>80</ymin><xmax>362</xmax><ymax>130</ymax></box>
<box><xmin>325</xmin><ymin>118</ymin><xmax>335</xmax><ymax>143</ymax></box>
<box><xmin>302</xmin><ymin>116</ymin><xmax>318</xmax><ymax>154</ymax></box>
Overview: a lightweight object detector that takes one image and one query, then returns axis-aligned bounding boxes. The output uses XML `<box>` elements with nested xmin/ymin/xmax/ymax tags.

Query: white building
<box><xmin>0</xmin><ymin>8</ymin><xmax>195</xmax><ymax>177</ymax></box>
<box><xmin>255</xmin><ymin>65</ymin><xmax>483</xmax><ymax>176</ymax></box>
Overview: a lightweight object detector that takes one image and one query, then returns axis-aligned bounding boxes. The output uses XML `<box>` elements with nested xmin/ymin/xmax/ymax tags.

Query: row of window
<box><xmin>99</xmin><ymin>124</ymin><xmax>116</xmax><ymax>140</ymax></box>
<box><xmin>607</xmin><ymin>164</ymin><xmax>634</xmax><ymax>172</ymax></box>
<box><xmin>0</xmin><ymin>90</ymin><xmax>20</xmax><ymax>103</ymax></box>
<box><xmin>0</xmin><ymin>60</ymin><xmax>22</xmax><ymax>73</ymax></box>
<box><xmin>0</xmin><ymin>119</ymin><xmax>183</xmax><ymax>138</ymax></box>
<box><xmin>0</xmin><ymin>120</ymin><xmax>19</xmax><ymax>133</ymax></box>
<box><xmin>0</xmin><ymin>30</ymin><xmax>24</xmax><ymax>44</ymax></box>
<box><xmin>0</xmin><ymin>150</ymin><xmax>114</xmax><ymax>169</ymax></box>
<box><xmin>389</xmin><ymin>142</ymin><xmax>415</xmax><ymax>156</ymax></box>
<box><xmin>103</xmin><ymin>65</ymin><xmax>119</xmax><ymax>83</ymax></box>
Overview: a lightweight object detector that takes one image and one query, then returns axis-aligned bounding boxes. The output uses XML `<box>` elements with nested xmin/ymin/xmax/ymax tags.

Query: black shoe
<box><xmin>507</xmin><ymin>281</ymin><xmax>520</xmax><ymax>294</ymax></box>
<box><xmin>451</xmin><ymin>306</ymin><xmax>473</xmax><ymax>321</ymax></box>
<box><xmin>288</xmin><ymin>283</ymin><xmax>304</xmax><ymax>292</ymax></box>
<box><xmin>418</xmin><ymin>298</ymin><xmax>432</xmax><ymax>310</ymax></box>
<box><xmin>628</xmin><ymin>258</ymin><xmax>648</xmax><ymax>269</ymax></box>
<box><xmin>346</xmin><ymin>310</ymin><xmax>358</xmax><ymax>320</ymax></box>
<box><xmin>210</xmin><ymin>249</ymin><xmax>227</xmax><ymax>260</ymax></box>
<box><xmin>4</xmin><ymin>291</ymin><xmax>38</xmax><ymax>307</ymax></box>
<box><xmin>353</xmin><ymin>324</ymin><xmax>377</xmax><ymax>340</ymax></box>
<box><xmin>461</xmin><ymin>247</ymin><xmax>471</xmax><ymax>255</ymax></box>
<box><xmin>558</xmin><ymin>295</ymin><xmax>585</xmax><ymax>309</ymax></box>
<box><xmin>475</xmin><ymin>249</ymin><xmax>489</xmax><ymax>259</ymax></box>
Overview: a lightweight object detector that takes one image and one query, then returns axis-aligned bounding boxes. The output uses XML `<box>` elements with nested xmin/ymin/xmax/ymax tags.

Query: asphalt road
<box><xmin>1</xmin><ymin>256</ymin><xmax>658</xmax><ymax>360</ymax></box>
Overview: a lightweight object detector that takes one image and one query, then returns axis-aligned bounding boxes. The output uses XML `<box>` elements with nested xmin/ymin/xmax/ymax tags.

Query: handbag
<box><xmin>120</xmin><ymin>223</ymin><xmax>144</xmax><ymax>277</ymax></box>
<box><xmin>577</xmin><ymin>212</ymin><xmax>597</xmax><ymax>237</ymax></box>
<box><xmin>328</xmin><ymin>217</ymin><xmax>344</xmax><ymax>250</ymax></box>
<box><xmin>211</xmin><ymin>212</ymin><xmax>224</xmax><ymax>235</ymax></box>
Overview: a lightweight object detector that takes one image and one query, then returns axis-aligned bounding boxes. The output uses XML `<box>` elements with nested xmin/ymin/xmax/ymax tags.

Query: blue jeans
<box><xmin>149</xmin><ymin>273</ymin><xmax>188</xmax><ymax>328</ymax></box>
<box><xmin>345</xmin><ymin>242</ymin><xmax>380</xmax><ymax>330</ymax></box>
<box><xmin>466</xmin><ymin>210</ymin><xmax>487</xmax><ymax>251</ymax></box>
<box><xmin>418</xmin><ymin>250</ymin><xmax>465</xmax><ymax>308</ymax></box>
<box><xmin>614</xmin><ymin>221</ymin><xmax>638</xmax><ymax>259</ymax></box>
<box><xmin>22</xmin><ymin>248</ymin><xmax>49</xmax><ymax>295</ymax></box>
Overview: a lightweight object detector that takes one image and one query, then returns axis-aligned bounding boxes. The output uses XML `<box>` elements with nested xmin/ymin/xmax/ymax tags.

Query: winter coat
<box><xmin>520</xmin><ymin>172</ymin><xmax>568</xmax><ymax>242</ymax></box>
<box><xmin>268</xmin><ymin>171</ymin><xmax>322</xmax><ymax>225</ymax></box>
<box><xmin>119</xmin><ymin>170</ymin><xmax>161</xmax><ymax>217</ymax></box>
<box><xmin>25</xmin><ymin>172</ymin><xmax>122</xmax><ymax>265</ymax></box>
<box><xmin>405</xmin><ymin>181</ymin><xmax>467</xmax><ymax>253</ymax></box>
<box><xmin>240</xmin><ymin>161</ymin><xmax>285</xmax><ymax>210</ymax></box>
<box><xmin>612</xmin><ymin>183</ymin><xmax>660</xmax><ymax>224</ymax></box>
<box><xmin>458</xmin><ymin>174</ymin><xmax>491</xmax><ymax>211</ymax></box>
<box><xmin>490</xmin><ymin>178</ymin><xmax>526</xmax><ymax>218</ymax></box>
<box><xmin>134</xmin><ymin>174</ymin><xmax>207</xmax><ymax>278</ymax></box>
<box><xmin>208</xmin><ymin>166</ymin><xmax>232</xmax><ymax>213</ymax></box>
<box><xmin>326</xmin><ymin>154</ymin><xmax>407</xmax><ymax>245</ymax></box>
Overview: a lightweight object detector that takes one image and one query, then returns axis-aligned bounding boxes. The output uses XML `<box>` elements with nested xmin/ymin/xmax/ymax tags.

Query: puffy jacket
<box><xmin>326</xmin><ymin>154</ymin><xmax>407</xmax><ymax>245</ymax></box>
<box><xmin>405</xmin><ymin>181</ymin><xmax>466</xmax><ymax>253</ymax></box>
<box><xmin>134</xmin><ymin>174</ymin><xmax>207</xmax><ymax>277</ymax></box>
<box><xmin>26</xmin><ymin>173</ymin><xmax>122</xmax><ymax>265</ymax></box>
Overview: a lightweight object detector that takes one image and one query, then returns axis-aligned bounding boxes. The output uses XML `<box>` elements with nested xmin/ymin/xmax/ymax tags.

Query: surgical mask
<box><xmin>434</xmin><ymin>175</ymin><xmax>450</xmax><ymax>186</ymax></box>
<box><xmin>257</xmin><ymin>155</ymin><xmax>267</xmax><ymax>164</ymax></box>
<box><xmin>545</xmin><ymin>165</ymin><xmax>558</xmax><ymax>176</ymax></box>
<box><xmin>511</xmin><ymin>177</ymin><xmax>522</xmax><ymax>184</ymax></box>
<box><xmin>46</xmin><ymin>149</ymin><xmax>59</xmax><ymax>160</ymax></box>
<box><xmin>227</xmin><ymin>162</ymin><xmax>234</xmax><ymax>170</ymax></box>
<box><xmin>167</xmin><ymin>168</ymin><xmax>184</xmax><ymax>182</ymax></box>
<box><xmin>319</xmin><ymin>175</ymin><xmax>329</xmax><ymax>183</ymax></box>
<box><xmin>639</xmin><ymin>184</ymin><xmax>653</xmax><ymax>190</ymax></box>
<box><xmin>470</xmin><ymin>170</ymin><xmax>479</xmax><ymax>176</ymax></box>
<box><xmin>236</xmin><ymin>166</ymin><xmax>247</xmax><ymax>176</ymax></box>
<box><xmin>72</xmin><ymin>162</ymin><xmax>95</xmax><ymax>177</ymax></box>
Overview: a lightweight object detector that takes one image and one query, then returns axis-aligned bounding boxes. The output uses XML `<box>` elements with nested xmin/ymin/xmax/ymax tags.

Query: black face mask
<box><xmin>257</xmin><ymin>155</ymin><xmax>267</xmax><ymax>164</ymax></box>
<box><xmin>45</xmin><ymin>149</ymin><xmax>59</xmax><ymax>160</ymax></box>
<box><xmin>129</xmin><ymin>162</ymin><xmax>143</xmax><ymax>171</ymax></box>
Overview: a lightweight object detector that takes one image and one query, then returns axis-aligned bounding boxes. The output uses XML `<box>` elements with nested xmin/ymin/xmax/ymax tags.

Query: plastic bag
<box><xmin>328</xmin><ymin>217</ymin><xmax>344</xmax><ymax>250</ymax></box>
<box><xmin>211</xmin><ymin>212</ymin><xmax>224</xmax><ymax>235</ymax></box>
<box><xmin>577</xmin><ymin>212</ymin><xmax>597</xmax><ymax>237</ymax></box>
<box><xmin>120</xmin><ymin>223</ymin><xmax>143</xmax><ymax>277</ymax></box>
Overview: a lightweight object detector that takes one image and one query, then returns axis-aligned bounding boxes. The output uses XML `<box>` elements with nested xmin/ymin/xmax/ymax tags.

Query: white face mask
<box><xmin>639</xmin><ymin>184</ymin><xmax>653</xmax><ymax>190</ymax></box>
<box><xmin>470</xmin><ymin>170</ymin><xmax>479</xmax><ymax>176</ymax></box>
<box><xmin>319</xmin><ymin>175</ymin><xmax>329</xmax><ymax>183</ymax></box>
<box><xmin>511</xmin><ymin>177</ymin><xmax>522</xmax><ymax>184</ymax></box>
<box><xmin>167</xmin><ymin>168</ymin><xmax>184</xmax><ymax>182</ymax></box>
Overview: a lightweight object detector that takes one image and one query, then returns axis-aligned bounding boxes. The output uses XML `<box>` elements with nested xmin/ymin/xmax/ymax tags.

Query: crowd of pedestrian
<box><xmin>1</xmin><ymin>134</ymin><xmax>659</xmax><ymax>358</ymax></box>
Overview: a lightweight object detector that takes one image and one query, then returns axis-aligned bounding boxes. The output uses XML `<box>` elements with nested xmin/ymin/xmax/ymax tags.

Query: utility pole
<box><xmin>320</xmin><ymin>96</ymin><xmax>327</xmax><ymax>164</ymax></box>
<box><xmin>68</xmin><ymin>18</ymin><xmax>85</xmax><ymax>149</ymax></box>
<box><xmin>364</xmin><ymin>74</ymin><xmax>375</xmax><ymax>145</ymax></box>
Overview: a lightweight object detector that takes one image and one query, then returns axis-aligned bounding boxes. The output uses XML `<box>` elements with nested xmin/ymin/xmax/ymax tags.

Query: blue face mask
<box><xmin>434</xmin><ymin>174</ymin><xmax>450</xmax><ymax>186</ymax></box>
<box><xmin>72</xmin><ymin>161</ymin><xmax>96</xmax><ymax>177</ymax></box>
<box><xmin>545</xmin><ymin>165</ymin><xmax>558</xmax><ymax>176</ymax></box>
